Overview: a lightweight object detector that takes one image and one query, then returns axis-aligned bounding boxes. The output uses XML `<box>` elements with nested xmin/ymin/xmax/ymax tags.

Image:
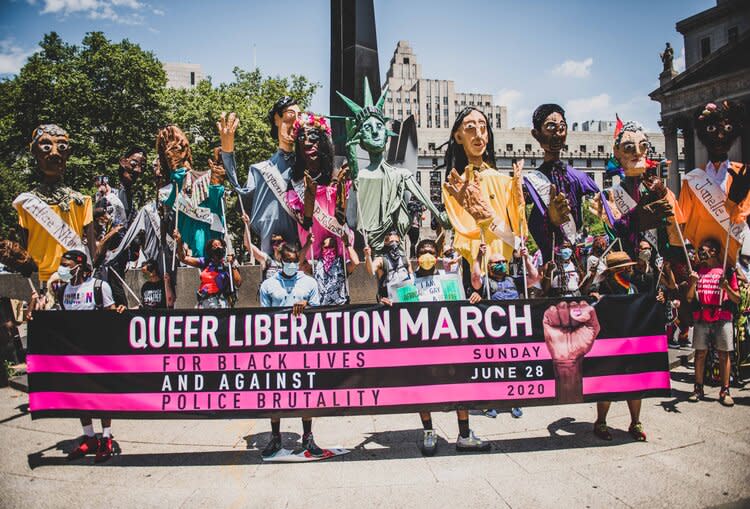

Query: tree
<box><xmin>0</xmin><ymin>31</ymin><xmax>168</xmax><ymax>236</ymax></box>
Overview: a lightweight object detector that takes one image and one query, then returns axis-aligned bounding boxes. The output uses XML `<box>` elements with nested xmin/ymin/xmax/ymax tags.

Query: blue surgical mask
<box><xmin>560</xmin><ymin>248</ymin><xmax>573</xmax><ymax>260</ymax></box>
<box><xmin>282</xmin><ymin>262</ymin><xmax>298</xmax><ymax>277</ymax></box>
<box><xmin>57</xmin><ymin>265</ymin><xmax>75</xmax><ymax>282</ymax></box>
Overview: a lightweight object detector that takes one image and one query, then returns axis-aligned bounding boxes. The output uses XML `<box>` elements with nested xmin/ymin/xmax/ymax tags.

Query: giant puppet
<box><xmin>12</xmin><ymin>125</ymin><xmax>97</xmax><ymax>283</ymax></box>
<box><xmin>285</xmin><ymin>112</ymin><xmax>353</xmax><ymax>260</ymax></box>
<box><xmin>337</xmin><ymin>78</ymin><xmax>449</xmax><ymax>253</ymax></box>
<box><xmin>222</xmin><ymin>97</ymin><xmax>301</xmax><ymax>255</ymax></box>
<box><xmin>678</xmin><ymin>101</ymin><xmax>750</xmax><ymax>267</ymax></box>
<box><xmin>158</xmin><ymin>125</ymin><xmax>225</xmax><ymax>258</ymax></box>
<box><xmin>595</xmin><ymin>117</ymin><xmax>681</xmax><ymax>258</ymax></box>
<box><xmin>441</xmin><ymin>107</ymin><xmax>525</xmax><ymax>267</ymax></box>
<box><xmin>525</xmin><ymin>105</ymin><xmax>603</xmax><ymax>262</ymax></box>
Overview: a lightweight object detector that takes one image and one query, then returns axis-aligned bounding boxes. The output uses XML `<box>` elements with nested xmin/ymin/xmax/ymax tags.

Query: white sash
<box><xmin>144</xmin><ymin>202</ymin><xmax>175</xmax><ymax>251</ymax></box>
<box><xmin>12</xmin><ymin>192</ymin><xmax>87</xmax><ymax>253</ymax></box>
<box><xmin>684</xmin><ymin>168</ymin><xmax>749</xmax><ymax>244</ymax></box>
<box><xmin>609</xmin><ymin>184</ymin><xmax>658</xmax><ymax>247</ymax></box>
<box><xmin>526</xmin><ymin>169</ymin><xmax>577</xmax><ymax>243</ymax></box>
<box><xmin>255</xmin><ymin>160</ymin><xmax>300</xmax><ymax>224</ymax></box>
<box><xmin>160</xmin><ymin>183</ymin><xmax>224</xmax><ymax>233</ymax></box>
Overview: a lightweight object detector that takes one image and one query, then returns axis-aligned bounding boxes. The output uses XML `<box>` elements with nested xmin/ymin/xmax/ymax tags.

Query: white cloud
<box><xmin>30</xmin><ymin>0</ymin><xmax>147</xmax><ymax>24</ymax></box>
<box><xmin>565</xmin><ymin>93</ymin><xmax>611</xmax><ymax>119</ymax></box>
<box><xmin>0</xmin><ymin>39</ymin><xmax>36</xmax><ymax>75</ymax></box>
<box><xmin>551</xmin><ymin>57</ymin><xmax>593</xmax><ymax>78</ymax></box>
<box><xmin>494</xmin><ymin>88</ymin><xmax>529</xmax><ymax>128</ymax></box>
<box><xmin>563</xmin><ymin>93</ymin><xmax>661</xmax><ymax>131</ymax></box>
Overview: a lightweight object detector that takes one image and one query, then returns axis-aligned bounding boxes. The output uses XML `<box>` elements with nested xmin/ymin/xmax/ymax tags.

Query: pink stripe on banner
<box><xmin>29</xmin><ymin>381</ymin><xmax>555</xmax><ymax>412</ymax></box>
<box><xmin>583</xmin><ymin>371</ymin><xmax>671</xmax><ymax>395</ymax></box>
<box><xmin>26</xmin><ymin>335</ymin><xmax>665</xmax><ymax>374</ymax></box>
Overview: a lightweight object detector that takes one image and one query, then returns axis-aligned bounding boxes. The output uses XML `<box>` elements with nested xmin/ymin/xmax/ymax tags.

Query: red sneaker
<box><xmin>67</xmin><ymin>436</ymin><xmax>99</xmax><ymax>461</ymax></box>
<box><xmin>94</xmin><ymin>437</ymin><xmax>113</xmax><ymax>463</ymax></box>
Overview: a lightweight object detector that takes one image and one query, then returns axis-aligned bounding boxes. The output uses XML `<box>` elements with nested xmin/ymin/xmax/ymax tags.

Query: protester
<box><xmin>94</xmin><ymin>175</ymin><xmax>127</xmax><ymax>227</ymax></box>
<box><xmin>310</xmin><ymin>234</ymin><xmax>360</xmax><ymax>305</ymax></box>
<box><xmin>686</xmin><ymin>237</ymin><xmax>740</xmax><ymax>406</ymax></box>
<box><xmin>592</xmin><ymin>251</ymin><xmax>648</xmax><ymax>441</ymax></box>
<box><xmin>258</xmin><ymin>243</ymin><xmax>322</xmax><ymax>458</ymax></box>
<box><xmin>542</xmin><ymin>240</ymin><xmax>582</xmax><ymax>297</ymax></box>
<box><xmin>632</xmin><ymin>240</ymin><xmax>656</xmax><ymax>294</ymax></box>
<box><xmin>139</xmin><ymin>258</ymin><xmax>172</xmax><ymax>309</ymax></box>
<box><xmin>174</xmin><ymin>229</ymin><xmax>241</xmax><ymax>309</ymax></box>
<box><xmin>242</xmin><ymin>214</ymin><xmax>284</xmax><ymax>281</ymax></box>
<box><xmin>407</xmin><ymin>195</ymin><xmax>426</xmax><ymax>257</ymax></box>
<box><xmin>364</xmin><ymin>231</ymin><xmax>413</xmax><ymax>305</ymax></box>
<box><xmin>51</xmin><ymin>249</ymin><xmax>125</xmax><ymax>463</ymax></box>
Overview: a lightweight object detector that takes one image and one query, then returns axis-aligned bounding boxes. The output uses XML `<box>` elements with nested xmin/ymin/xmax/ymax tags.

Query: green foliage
<box><xmin>0</xmin><ymin>31</ymin><xmax>319</xmax><ymax>249</ymax></box>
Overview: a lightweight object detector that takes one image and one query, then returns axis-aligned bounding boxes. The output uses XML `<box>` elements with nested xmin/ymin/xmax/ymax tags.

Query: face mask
<box><xmin>490</xmin><ymin>262</ymin><xmax>506</xmax><ymax>275</ymax></box>
<box><xmin>418</xmin><ymin>253</ymin><xmax>436</xmax><ymax>270</ymax></box>
<box><xmin>560</xmin><ymin>248</ymin><xmax>573</xmax><ymax>260</ymax></box>
<box><xmin>57</xmin><ymin>265</ymin><xmax>76</xmax><ymax>282</ymax></box>
<box><xmin>282</xmin><ymin>262</ymin><xmax>298</xmax><ymax>277</ymax></box>
<box><xmin>638</xmin><ymin>249</ymin><xmax>652</xmax><ymax>261</ymax></box>
<box><xmin>698</xmin><ymin>250</ymin><xmax>710</xmax><ymax>261</ymax></box>
<box><xmin>386</xmin><ymin>241</ymin><xmax>400</xmax><ymax>253</ymax></box>
<box><xmin>212</xmin><ymin>247</ymin><xmax>225</xmax><ymax>259</ymax></box>
<box><xmin>618</xmin><ymin>270</ymin><xmax>632</xmax><ymax>281</ymax></box>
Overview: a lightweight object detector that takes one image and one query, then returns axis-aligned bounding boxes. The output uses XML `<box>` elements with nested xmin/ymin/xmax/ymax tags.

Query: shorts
<box><xmin>196</xmin><ymin>295</ymin><xmax>229</xmax><ymax>309</ymax></box>
<box><xmin>692</xmin><ymin>320</ymin><xmax>734</xmax><ymax>352</ymax></box>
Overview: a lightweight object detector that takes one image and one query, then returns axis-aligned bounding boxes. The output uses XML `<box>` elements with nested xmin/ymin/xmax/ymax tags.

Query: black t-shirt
<box><xmin>141</xmin><ymin>280</ymin><xmax>167</xmax><ymax>309</ymax></box>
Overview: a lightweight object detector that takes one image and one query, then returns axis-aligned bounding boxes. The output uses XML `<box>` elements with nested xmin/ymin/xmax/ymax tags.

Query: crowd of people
<box><xmin>0</xmin><ymin>91</ymin><xmax>748</xmax><ymax>463</ymax></box>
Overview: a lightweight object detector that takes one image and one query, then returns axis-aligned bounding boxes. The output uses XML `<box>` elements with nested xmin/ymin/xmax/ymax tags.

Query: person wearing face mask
<box><xmin>542</xmin><ymin>241</ymin><xmax>582</xmax><ymax>297</ymax></box>
<box><xmin>51</xmin><ymin>249</ymin><xmax>125</xmax><ymax>463</ymax></box>
<box><xmin>592</xmin><ymin>251</ymin><xmax>649</xmax><ymax>442</ymax></box>
<box><xmin>174</xmin><ymin>231</ymin><xmax>241</xmax><ymax>309</ymax></box>
<box><xmin>364</xmin><ymin>231</ymin><xmax>413</xmax><ymax>305</ymax></box>
<box><xmin>632</xmin><ymin>240</ymin><xmax>656</xmax><ymax>294</ymax></box>
<box><xmin>312</xmin><ymin>234</ymin><xmax>360</xmax><ymax>305</ymax></box>
<box><xmin>441</xmin><ymin>247</ymin><xmax>461</xmax><ymax>275</ymax></box>
<box><xmin>258</xmin><ymin>243</ymin><xmax>322</xmax><ymax>458</ymax></box>
<box><xmin>242</xmin><ymin>214</ymin><xmax>285</xmax><ymax>282</ymax></box>
<box><xmin>139</xmin><ymin>259</ymin><xmax>172</xmax><ymax>309</ymax></box>
<box><xmin>686</xmin><ymin>237</ymin><xmax>741</xmax><ymax>407</ymax></box>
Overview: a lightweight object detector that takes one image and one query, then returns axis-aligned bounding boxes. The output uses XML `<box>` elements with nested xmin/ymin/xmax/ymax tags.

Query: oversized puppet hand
<box><xmin>636</xmin><ymin>194</ymin><xmax>673</xmax><ymax>231</ymax></box>
<box><xmin>216</xmin><ymin>112</ymin><xmax>239</xmax><ymax>153</ymax></box>
<box><xmin>444</xmin><ymin>167</ymin><xmax>494</xmax><ymax>225</ymax></box>
<box><xmin>543</xmin><ymin>300</ymin><xmax>600</xmax><ymax>403</ymax></box>
<box><xmin>303</xmin><ymin>171</ymin><xmax>318</xmax><ymax>223</ymax></box>
<box><xmin>548</xmin><ymin>184</ymin><xmax>572</xmax><ymax>227</ymax></box>
<box><xmin>334</xmin><ymin>162</ymin><xmax>350</xmax><ymax>226</ymax></box>
<box><xmin>642</xmin><ymin>174</ymin><xmax>668</xmax><ymax>199</ymax></box>
<box><xmin>728</xmin><ymin>164</ymin><xmax>750</xmax><ymax>206</ymax></box>
<box><xmin>0</xmin><ymin>240</ymin><xmax>37</xmax><ymax>278</ymax></box>
<box><xmin>543</xmin><ymin>301</ymin><xmax>600</xmax><ymax>361</ymax></box>
<box><xmin>157</xmin><ymin>125</ymin><xmax>193</xmax><ymax>172</ymax></box>
<box><xmin>207</xmin><ymin>148</ymin><xmax>226</xmax><ymax>185</ymax></box>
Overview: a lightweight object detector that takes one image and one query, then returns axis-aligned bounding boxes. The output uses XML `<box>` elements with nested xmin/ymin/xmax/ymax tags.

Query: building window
<box><xmin>190</xmin><ymin>72</ymin><xmax>195</xmax><ymax>85</ymax></box>
<box><xmin>597</xmin><ymin>145</ymin><xmax>604</xmax><ymax>153</ymax></box>
<box><xmin>506</xmin><ymin>144</ymin><xmax>513</xmax><ymax>152</ymax></box>
<box><xmin>443</xmin><ymin>97</ymin><xmax>448</xmax><ymax>105</ymax></box>
<box><xmin>427</xmin><ymin>120</ymin><xmax>432</xmax><ymax>128</ymax></box>
<box><xmin>701</xmin><ymin>37</ymin><xmax>711</xmax><ymax>58</ymax></box>
<box><xmin>587</xmin><ymin>172</ymin><xmax>595</xmax><ymax>181</ymax></box>
<box><xmin>428</xmin><ymin>142</ymin><xmax>436</xmax><ymax>151</ymax></box>
<box><xmin>728</xmin><ymin>26</ymin><xmax>738</xmax><ymax>44</ymax></box>
<box><xmin>586</xmin><ymin>158</ymin><xmax>592</xmax><ymax>168</ymax></box>
<box><xmin>525</xmin><ymin>144</ymin><xmax>532</xmax><ymax>152</ymax></box>
<box><xmin>530</xmin><ymin>159</ymin><xmax>536</xmax><ymax>167</ymax></box>
<box><xmin>444</xmin><ymin>120</ymin><xmax>448</xmax><ymax>128</ymax></box>
<box><xmin>568</xmin><ymin>159</ymin><xmax>574</xmax><ymax>167</ymax></box>
<box><xmin>603</xmin><ymin>175</ymin><xmax>613</xmax><ymax>188</ymax></box>
<box><xmin>563</xmin><ymin>145</ymin><xmax>569</xmax><ymax>152</ymax></box>
<box><xmin>579</xmin><ymin>145</ymin><xmax>586</xmax><ymax>153</ymax></box>
<box><xmin>404</xmin><ymin>57</ymin><xmax>410</xmax><ymax>64</ymax></box>
<box><xmin>406</xmin><ymin>108</ymin><xmax>411</xmax><ymax>115</ymax></box>
<box><xmin>443</xmin><ymin>109</ymin><xmax>448</xmax><ymax>117</ymax></box>
<box><xmin>496</xmin><ymin>119</ymin><xmax>501</xmax><ymax>128</ymax></box>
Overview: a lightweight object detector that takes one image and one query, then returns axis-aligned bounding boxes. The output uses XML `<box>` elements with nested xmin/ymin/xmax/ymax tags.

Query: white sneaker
<box><xmin>420</xmin><ymin>429</ymin><xmax>438</xmax><ymax>456</ymax></box>
<box><xmin>456</xmin><ymin>430</ymin><xmax>491</xmax><ymax>452</ymax></box>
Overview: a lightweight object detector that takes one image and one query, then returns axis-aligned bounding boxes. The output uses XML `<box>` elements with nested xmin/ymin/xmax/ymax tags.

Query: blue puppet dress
<box><xmin>162</xmin><ymin>168</ymin><xmax>225</xmax><ymax>257</ymax></box>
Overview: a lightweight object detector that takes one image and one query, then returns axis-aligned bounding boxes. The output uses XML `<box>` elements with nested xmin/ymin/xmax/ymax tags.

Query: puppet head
<box><xmin>337</xmin><ymin>77</ymin><xmax>397</xmax><ymax>156</ymax></box>
<box><xmin>268</xmin><ymin>96</ymin><xmax>301</xmax><ymax>153</ymax></box>
<box><xmin>118</xmin><ymin>146</ymin><xmax>147</xmax><ymax>188</ymax></box>
<box><xmin>443</xmin><ymin>107</ymin><xmax>495</xmax><ymax>173</ymax></box>
<box><xmin>695</xmin><ymin>100</ymin><xmax>744</xmax><ymax>161</ymax></box>
<box><xmin>156</xmin><ymin>125</ymin><xmax>193</xmax><ymax>173</ymax></box>
<box><xmin>292</xmin><ymin>112</ymin><xmax>335</xmax><ymax>183</ymax></box>
<box><xmin>30</xmin><ymin>124</ymin><xmax>71</xmax><ymax>182</ymax></box>
<box><xmin>531</xmin><ymin>104</ymin><xmax>567</xmax><ymax>160</ymax></box>
<box><xmin>613</xmin><ymin>118</ymin><xmax>652</xmax><ymax>177</ymax></box>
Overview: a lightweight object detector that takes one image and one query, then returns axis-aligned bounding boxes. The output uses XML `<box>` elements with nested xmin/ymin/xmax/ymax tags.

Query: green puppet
<box><xmin>337</xmin><ymin>78</ymin><xmax>449</xmax><ymax>254</ymax></box>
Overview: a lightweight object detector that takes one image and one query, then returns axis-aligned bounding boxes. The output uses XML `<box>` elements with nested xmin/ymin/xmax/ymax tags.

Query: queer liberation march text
<box><xmin>27</xmin><ymin>295</ymin><xmax>670</xmax><ymax>419</ymax></box>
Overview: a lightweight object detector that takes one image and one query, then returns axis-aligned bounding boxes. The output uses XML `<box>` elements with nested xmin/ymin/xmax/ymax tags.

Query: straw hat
<box><xmin>605</xmin><ymin>251</ymin><xmax>636</xmax><ymax>272</ymax></box>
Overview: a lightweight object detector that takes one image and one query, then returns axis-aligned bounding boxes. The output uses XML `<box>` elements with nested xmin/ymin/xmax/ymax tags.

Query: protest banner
<box><xmin>27</xmin><ymin>294</ymin><xmax>670</xmax><ymax>419</ymax></box>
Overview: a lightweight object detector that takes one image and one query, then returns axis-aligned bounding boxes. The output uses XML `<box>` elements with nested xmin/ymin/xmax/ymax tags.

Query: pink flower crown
<box><xmin>698</xmin><ymin>102</ymin><xmax>719</xmax><ymax>121</ymax></box>
<box><xmin>293</xmin><ymin>112</ymin><xmax>332</xmax><ymax>137</ymax></box>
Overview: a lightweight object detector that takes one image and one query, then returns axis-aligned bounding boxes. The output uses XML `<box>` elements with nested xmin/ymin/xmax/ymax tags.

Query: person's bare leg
<box><xmin>694</xmin><ymin>349</ymin><xmax>707</xmax><ymax>385</ymax></box>
<box><xmin>596</xmin><ymin>401</ymin><xmax>611</xmax><ymax>423</ymax></box>
<box><xmin>626</xmin><ymin>399</ymin><xmax>641</xmax><ymax>424</ymax></box>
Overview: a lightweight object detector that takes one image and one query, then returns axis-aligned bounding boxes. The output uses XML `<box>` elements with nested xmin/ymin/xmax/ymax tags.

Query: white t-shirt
<box><xmin>551</xmin><ymin>260</ymin><xmax>580</xmax><ymax>295</ymax></box>
<box><xmin>62</xmin><ymin>278</ymin><xmax>115</xmax><ymax>310</ymax></box>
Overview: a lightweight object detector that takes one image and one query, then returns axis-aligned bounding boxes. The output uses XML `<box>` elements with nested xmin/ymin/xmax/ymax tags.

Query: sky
<box><xmin>0</xmin><ymin>0</ymin><xmax>715</xmax><ymax>130</ymax></box>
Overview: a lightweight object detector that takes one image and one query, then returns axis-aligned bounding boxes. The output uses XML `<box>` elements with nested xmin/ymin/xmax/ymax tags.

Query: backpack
<box><xmin>57</xmin><ymin>279</ymin><xmax>105</xmax><ymax>310</ymax></box>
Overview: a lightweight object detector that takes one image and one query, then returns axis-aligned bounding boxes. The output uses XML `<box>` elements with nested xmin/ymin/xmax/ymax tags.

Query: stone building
<box><xmin>650</xmin><ymin>0</ymin><xmax>750</xmax><ymax>193</ymax></box>
<box><xmin>163</xmin><ymin>62</ymin><xmax>205</xmax><ymax>89</ymax></box>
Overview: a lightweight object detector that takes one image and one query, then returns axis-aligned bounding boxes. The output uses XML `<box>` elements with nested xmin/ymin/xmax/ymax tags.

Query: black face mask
<box><xmin>212</xmin><ymin>247</ymin><xmax>226</xmax><ymax>259</ymax></box>
<box><xmin>386</xmin><ymin>241</ymin><xmax>400</xmax><ymax>254</ymax></box>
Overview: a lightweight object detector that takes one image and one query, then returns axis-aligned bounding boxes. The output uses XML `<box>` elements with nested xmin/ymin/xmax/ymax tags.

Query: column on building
<box><xmin>662</xmin><ymin>117</ymin><xmax>680</xmax><ymax>195</ymax></box>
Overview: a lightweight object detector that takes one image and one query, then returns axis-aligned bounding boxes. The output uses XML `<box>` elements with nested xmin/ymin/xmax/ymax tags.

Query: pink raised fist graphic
<box><xmin>542</xmin><ymin>300</ymin><xmax>601</xmax><ymax>403</ymax></box>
